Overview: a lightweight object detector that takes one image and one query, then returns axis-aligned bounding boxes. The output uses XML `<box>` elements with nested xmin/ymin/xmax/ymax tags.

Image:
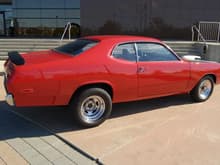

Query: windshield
<box><xmin>54</xmin><ymin>39</ymin><xmax>99</xmax><ymax>56</ymax></box>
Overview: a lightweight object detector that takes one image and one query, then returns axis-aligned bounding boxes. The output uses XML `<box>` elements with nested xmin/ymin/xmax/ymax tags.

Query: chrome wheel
<box><xmin>80</xmin><ymin>95</ymin><xmax>105</xmax><ymax>123</ymax></box>
<box><xmin>71</xmin><ymin>88</ymin><xmax>112</xmax><ymax>127</ymax></box>
<box><xmin>198</xmin><ymin>79</ymin><xmax>212</xmax><ymax>100</ymax></box>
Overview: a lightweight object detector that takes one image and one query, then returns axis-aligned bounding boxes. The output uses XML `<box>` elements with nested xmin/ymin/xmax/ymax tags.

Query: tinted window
<box><xmin>54</xmin><ymin>39</ymin><xmax>98</xmax><ymax>56</ymax></box>
<box><xmin>112</xmin><ymin>43</ymin><xmax>136</xmax><ymax>62</ymax></box>
<box><xmin>137</xmin><ymin>43</ymin><xmax>178</xmax><ymax>61</ymax></box>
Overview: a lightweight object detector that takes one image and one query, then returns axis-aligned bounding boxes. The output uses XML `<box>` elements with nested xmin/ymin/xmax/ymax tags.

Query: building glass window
<box><xmin>11</xmin><ymin>0</ymin><xmax>80</xmax><ymax>37</ymax></box>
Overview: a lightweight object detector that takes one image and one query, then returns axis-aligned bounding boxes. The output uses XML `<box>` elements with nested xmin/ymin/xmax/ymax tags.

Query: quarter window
<box><xmin>112</xmin><ymin>43</ymin><xmax>136</xmax><ymax>62</ymax></box>
<box><xmin>137</xmin><ymin>43</ymin><xmax>178</xmax><ymax>61</ymax></box>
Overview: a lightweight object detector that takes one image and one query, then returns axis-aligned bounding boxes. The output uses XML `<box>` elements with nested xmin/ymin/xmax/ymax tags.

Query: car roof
<box><xmin>84</xmin><ymin>35</ymin><xmax>162</xmax><ymax>44</ymax></box>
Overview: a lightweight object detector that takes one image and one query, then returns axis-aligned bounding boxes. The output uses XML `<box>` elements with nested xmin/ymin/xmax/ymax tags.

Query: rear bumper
<box><xmin>3</xmin><ymin>75</ymin><xmax>15</xmax><ymax>106</ymax></box>
<box><xmin>5</xmin><ymin>94</ymin><xmax>15</xmax><ymax>106</ymax></box>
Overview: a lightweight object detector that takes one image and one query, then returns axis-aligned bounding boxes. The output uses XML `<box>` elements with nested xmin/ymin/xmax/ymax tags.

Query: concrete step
<box><xmin>164</xmin><ymin>41</ymin><xmax>196</xmax><ymax>45</ymax></box>
<box><xmin>165</xmin><ymin>42</ymin><xmax>197</xmax><ymax>49</ymax></box>
<box><xmin>0</xmin><ymin>47</ymin><xmax>54</xmax><ymax>52</ymax></box>
<box><xmin>165</xmin><ymin>41</ymin><xmax>202</xmax><ymax>56</ymax></box>
<box><xmin>0</xmin><ymin>42</ymin><xmax>62</xmax><ymax>46</ymax></box>
<box><xmin>172</xmin><ymin>48</ymin><xmax>199</xmax><ymax>52</ymax></box>
<box><xmin>0</xmin><ymin>39</ymin><xmax>72</xmax><ymax>61</ymax></box>
<box><xmin>0</xmin><ymin>39</ymin><xmax>202</xmax><ymax>60</ymax></box>
<box><xmin>167</xmin><ymin>43</ymin><xmax>195</xmax><ymax>47</ymax></box>
<box><xmin>0</xmin><ymin>56</ymin><xmax>8</xmax><ymax>60</ymax></box>
<box><xmin>0</xmin><ymin>38</ymin><xmax>71</xmax><ymax>42</ymax></box>
<box><xmin>169</xmin><ymin>46</ymin><xmax>198</xmax><ymax>50</ymax></box>
<box><xmin>0</xmin><ymin>39</ymin><xmax>65</xmax><ymax>42</ymax></box>
<box><xmin>167</xmin><ymin>44</ymin><xmax>197</xmax><ymax>48</ymax></box>
<box><xmin>172</xmin><ymin>50</ymin><xmax>201</xmax><ymax>55</ymax></box>
<box><xmin>0</xmin><ymin>40</ymin><xmax>70</xmax><ymax>49</ymax></box>
<box><xmin>175</xmin><ymin>51</ymin><xmax>201</xmax><ymax>56</ymax></box>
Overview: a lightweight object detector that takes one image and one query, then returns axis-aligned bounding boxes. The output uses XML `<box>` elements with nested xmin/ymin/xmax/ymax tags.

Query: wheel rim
<box><xmin>80</xmin><ymin>95</ymin><xmax>105</xmax><ymax>123</ymax></box>
<box><xmin>198</xmin><ymin>79</ymin><xmax>212</xmax><ymax>100</ymax></box>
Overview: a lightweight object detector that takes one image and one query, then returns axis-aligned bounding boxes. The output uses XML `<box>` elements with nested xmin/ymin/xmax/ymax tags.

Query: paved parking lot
<box><xmin>0</xmin><ymin>77</ymin><xmax>98</xmax><ymax>165</ymax></box>
<box><xmin>1</xmin><ymin>76</ymin><xmax>220</xmax><ymax>165</ymax></box>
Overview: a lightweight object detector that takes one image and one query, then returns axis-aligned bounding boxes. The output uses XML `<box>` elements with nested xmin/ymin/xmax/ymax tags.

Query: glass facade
<box><xmin>11</xmin><ymin>0</ymin><xmax>80</xmax><ymax>37</ymax></box>
<box><xmin>0</xmin><ymin>3</ymin><xmax>12</xmax><ymax>35</ymax></box>
<box><xmin>0</xmin><ymin>12</ymin><xmax>3</xmax><ymax>35</ymax></box>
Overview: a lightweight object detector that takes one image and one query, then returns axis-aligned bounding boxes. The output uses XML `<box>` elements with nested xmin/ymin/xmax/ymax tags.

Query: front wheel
<box><xmin>70</xmin><ymin>88</ymin><xmax>112</xmax><ymax>127</ymax></box>
<box><xmin>190</xmin><ymin>76</ymin><xmax>214</xmax><ymax>102</ymax></box>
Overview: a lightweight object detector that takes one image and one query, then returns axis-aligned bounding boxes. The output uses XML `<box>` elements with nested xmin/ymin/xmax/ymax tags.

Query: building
<box><xmin>81</xmin><ymin>0</ymin><xmax>220</xmax><ymax>39</ymax></box>
<box><xmin>0</xmin><ymin>0</ymin><xmax>80</xmax><ymax>37</ymax></box>
<box><xmin>1</xmin><ymin>0</ymin><xmax>220</xmax><ymax>39</ymax></box>
<box><xmin>0</xmin><ymin>0</ymin><xmax>12</xmax><ymax>35</ymax></box>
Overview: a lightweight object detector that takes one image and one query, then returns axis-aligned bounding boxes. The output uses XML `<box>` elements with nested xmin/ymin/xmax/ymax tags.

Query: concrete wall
<box><xmin>204</xmin><ymin>43</ymin><xmax>220</xmax><ymax>62</ymax></box>
<box><xmin>194</xmin><ymin>43</ymin><xmax>220</xmax><ymax>62</ymax></box>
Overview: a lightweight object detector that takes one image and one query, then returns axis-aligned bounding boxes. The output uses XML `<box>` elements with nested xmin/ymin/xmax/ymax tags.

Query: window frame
<box><xmin>135</xmin><ymin>42</ymin><xmax>181</xmax><ymax>62</ymax></box>
<box><xmin>111</xmin><ymin>41</ymin><xmax>181</xmax><ymax>63</ymax></box>
<box><xmin>111</xmin><ymin>42</ymin><xmax>138</xmax><ymax>62</ymax></box>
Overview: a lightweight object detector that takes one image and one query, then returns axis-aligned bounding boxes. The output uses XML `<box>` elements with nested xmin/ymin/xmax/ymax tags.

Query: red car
<box><xmin>4</xmin><ymin>35</ymin><xmax>220</xmax><ymax>127</ymax></box>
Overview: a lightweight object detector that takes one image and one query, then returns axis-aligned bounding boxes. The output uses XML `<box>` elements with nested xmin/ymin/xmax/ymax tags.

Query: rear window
<box><xmin>54</xmin><ymin>39</ymin><xmax>98</xmax><ymax>56</ymax></box>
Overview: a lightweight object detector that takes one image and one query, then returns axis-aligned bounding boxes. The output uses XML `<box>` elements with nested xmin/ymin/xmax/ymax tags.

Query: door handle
<box><xmin>138</xmin><ymin>66</ymin><xmax>145</xmax><ymax>73</ymax></box>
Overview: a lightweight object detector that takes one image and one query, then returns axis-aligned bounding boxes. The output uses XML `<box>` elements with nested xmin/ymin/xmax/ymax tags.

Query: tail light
<box><xmin>5</xmin><ymin>60</ymin><xmax>15</xmax><ymax>78</ymax></box>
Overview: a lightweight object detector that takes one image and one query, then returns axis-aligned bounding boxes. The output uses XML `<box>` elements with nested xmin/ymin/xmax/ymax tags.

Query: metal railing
<box><xmin>192</xmin><ymin>22</ymin><xmax>220</xmax><ymax>42</ymax></box>
<box><xmin>192</xmin><ymin>25</ymin><xmax>207</xmax><ymax>43</ymax></box>
<box><xmin>192</xmin><ymin>25</ymin><xmax>208</xmax><ymax>54</ymax></box>
<box><xmin>199</xmin><ymin>22</ymin><xmax>220</xmax><ymax>42</ymax></box>
<box><xmin>61</xmin><ymin>22</ymin><xmax>72</xmax><ymax>42</ymax></box>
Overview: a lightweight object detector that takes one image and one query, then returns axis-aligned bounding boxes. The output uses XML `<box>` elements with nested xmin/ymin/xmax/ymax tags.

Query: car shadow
<box><xmin>111</xmin><ymin>94</ymin><xmax>193</xmax><ymax>118</ymax></box>
<box><xmin>0</xmin><ymin>93</ymin><xmax>194</xmax><ymax>139</ymax></box>
<box><xmin>0</xmin><ymin>101</ymin><xmax>51</xmax><ymax>140</ymax></box>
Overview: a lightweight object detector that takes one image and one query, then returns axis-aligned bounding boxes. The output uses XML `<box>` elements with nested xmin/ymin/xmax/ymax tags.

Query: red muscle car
<box><xmin>4</xmin><ymin>35</ymin><xmax>220</xmax><ymax>127</ymax></box>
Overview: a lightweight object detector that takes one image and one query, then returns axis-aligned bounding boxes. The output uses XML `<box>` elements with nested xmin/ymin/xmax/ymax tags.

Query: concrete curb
<box><xmin>0</xmin><ymin>61</ymin><xmax>5</xmax><ymax>76</ymax></box>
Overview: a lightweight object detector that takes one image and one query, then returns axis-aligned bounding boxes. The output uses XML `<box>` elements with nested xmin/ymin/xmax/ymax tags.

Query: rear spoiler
<box><xmin>8</xmin><ymin>51</ymin><xmax>25</xmax><ymax>65</ymax></box>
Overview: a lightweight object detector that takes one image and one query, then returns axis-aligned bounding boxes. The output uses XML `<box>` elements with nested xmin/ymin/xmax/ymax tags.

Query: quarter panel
<box><xmin>189</xmin><ymin>61</ymin><xmax>220</xmax><ymax>90</ymax></box>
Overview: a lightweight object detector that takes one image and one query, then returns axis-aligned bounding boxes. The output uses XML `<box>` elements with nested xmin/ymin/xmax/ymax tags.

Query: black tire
<box><xmin>69</xmin><ymin>88</ymin><xmax>112</xmax><ymax>127</ymax></box>
<box><xmin>190</xmin><ymin>76</ymin><xmax>214</xmax><ymax>102</ymax></box>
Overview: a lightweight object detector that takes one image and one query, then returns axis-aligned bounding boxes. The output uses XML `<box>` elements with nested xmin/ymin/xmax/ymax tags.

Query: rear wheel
<box><xmin>190</xmin><ymin>76</ymin><xmax>214</xmax><ymax>102</ymax></box>
<box><xmin>70</xmin><ymin>88</ymin><xmax>112</xmax><ymax>127</ymax></box>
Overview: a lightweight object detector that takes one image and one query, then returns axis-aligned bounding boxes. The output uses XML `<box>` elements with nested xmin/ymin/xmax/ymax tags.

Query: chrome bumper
<box><xmin>5</xmin><ymin>94</ymin><xmax>15</xmax><ymax>106</ymax></box>
<box><xmin>3</xmin><ymin>74</ymin><xmax>15</xmax><ymax>106</ymax></box>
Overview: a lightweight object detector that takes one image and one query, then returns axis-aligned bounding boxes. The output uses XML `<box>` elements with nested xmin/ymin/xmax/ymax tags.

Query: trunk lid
<box><xmin>7</xmin><ymin>50</ymin><xmax>70</xmax><ymax>66</ymax></box>
<box><xmin>20</xmin><ymin>50</ymin><xmax>70</xmax><ymax>65</ymax></box>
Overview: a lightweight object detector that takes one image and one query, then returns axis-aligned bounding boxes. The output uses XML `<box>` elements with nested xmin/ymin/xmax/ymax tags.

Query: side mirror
<box><xmin>182</xmin><ymin>55</ymin><xmax>201</xmax><ymax>61</ymax></box>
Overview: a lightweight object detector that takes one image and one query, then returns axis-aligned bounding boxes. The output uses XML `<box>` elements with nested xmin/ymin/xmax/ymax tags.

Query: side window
<box><xmin>112</xmin><ymin>43</ymin><xmax>136</xmax><ymax>62</ymax></box>
<box><xmin>137</xmin><ymin>43</ymin><xmax>179</xmax><ymax>62</ymax></box>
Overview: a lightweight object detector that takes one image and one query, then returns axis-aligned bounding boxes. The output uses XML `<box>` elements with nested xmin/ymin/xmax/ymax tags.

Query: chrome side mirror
<box><xmin>182</xmin><ymin>55</ymin><xmax>201</xmax><ymax>61</ymax></box>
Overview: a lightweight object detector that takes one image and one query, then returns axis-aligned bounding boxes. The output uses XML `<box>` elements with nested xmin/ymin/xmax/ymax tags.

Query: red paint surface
<box><xmin>4</xmin><ymin>36</ymin><xmax>220</xmax><ymax>106</ymax></box>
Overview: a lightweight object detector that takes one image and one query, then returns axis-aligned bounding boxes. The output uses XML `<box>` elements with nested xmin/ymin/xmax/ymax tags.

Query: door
<box><xmin>136</xmin><ymin>42</ymin><xmax>190</xmax><ymax>98</ymax></box>
<box><xmin>109</xmin><ymin>43</ymin><xmax>138</xmax><ymax>102</ymax></box>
